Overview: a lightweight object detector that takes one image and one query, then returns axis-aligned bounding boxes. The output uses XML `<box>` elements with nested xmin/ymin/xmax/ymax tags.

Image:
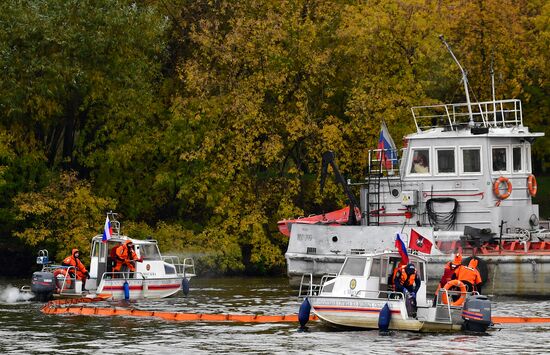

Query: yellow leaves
<box><xmin>12</xmin><ymin>171</ymin><xmax>115</xmax><ymax>263</ymax></box>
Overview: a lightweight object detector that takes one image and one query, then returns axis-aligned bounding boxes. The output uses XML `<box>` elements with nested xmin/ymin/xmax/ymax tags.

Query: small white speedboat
<box><xmin>299</xmin><ymin>251</ymin><xmax>491</xmax><ymax>333</ymax></box>
<box><xmin>30</xmin><ymin>213</ymin><xmax>195</xmax><ymax>301</ymax></box>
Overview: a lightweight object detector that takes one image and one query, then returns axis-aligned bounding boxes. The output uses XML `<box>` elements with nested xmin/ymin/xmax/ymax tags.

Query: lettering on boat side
<box><xmin>297</xmin><ymin>233</ymin><xmax>313</xmax><ymax>241</ymax></box>
<box><xmin>318</xmin><ymin>299</ymin><xmax>386</xmax><ymax>309</ymax></box>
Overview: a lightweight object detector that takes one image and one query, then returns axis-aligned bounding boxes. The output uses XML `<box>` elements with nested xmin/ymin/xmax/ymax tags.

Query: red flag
<box><xmin>409</xmin><ymin>229</ymin><xmax>433</xmax><ymax>254</ymax></box>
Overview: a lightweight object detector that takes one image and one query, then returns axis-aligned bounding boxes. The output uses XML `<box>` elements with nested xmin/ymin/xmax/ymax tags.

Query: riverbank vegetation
<box><xmin>1</xmin><ymin>0</ymin><xmax>548</xmax><ymax>276</ymax></box>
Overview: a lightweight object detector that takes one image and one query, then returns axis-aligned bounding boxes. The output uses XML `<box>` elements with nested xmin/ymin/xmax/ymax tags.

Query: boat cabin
<box><xmin>363</xmin><ymin>99</ymin><xmax>544</xmax><ymax>237</ymax></box>
<box><xmin>319</xmin><ymin>252</ymin><xmax>428</xmax><ymax>306</ymax></box>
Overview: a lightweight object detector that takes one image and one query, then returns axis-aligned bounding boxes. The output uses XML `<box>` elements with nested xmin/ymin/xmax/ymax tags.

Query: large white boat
<box><xmin>30</xmin><ymin>213</ymin><xmax>195</xmax><ymax>301</ymax></box>
<box><xmin>299</xmin><ymin>251</ymin><xmax>492</xmax><ymax>333</ymax></box>
<box><xmin>282</xmin><ymin>39</ymin><xmax>550</xmax><ymax>296</ymax></box>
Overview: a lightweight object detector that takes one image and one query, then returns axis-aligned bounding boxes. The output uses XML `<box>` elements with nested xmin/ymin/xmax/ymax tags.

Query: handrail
<box><xmin>100</xmin><ymin>271</ymin><xmax>145</xmax><ymax>282</ymax></box>
<box><xmin>354</xmin><ymin>289</ymin><xmax>405</xmax><ymax>300</ymax></box>
<box><xmin>162</xmin><ymin>255</ymin><xmax>196</xmax><ymax>277</ymax></box>
<box><xmin>411</xmin><ymin>98</ymin><xmax>523</xmax><ymax>131</ymax></box>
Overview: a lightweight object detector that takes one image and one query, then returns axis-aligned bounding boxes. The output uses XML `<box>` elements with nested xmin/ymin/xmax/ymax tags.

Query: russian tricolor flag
<box><xmin>377</xmin><ymin>120</ymin><xmax>398</xmax><ymax>169</ymax></box>
<box><xmin>395</xmin><ymin>233</ymin><xmax>409</xmax><ymax>266</ymax></box>
<box><xmin>102</xmin><ymin>216</ymin><xmax>112</xmax><ymax>243</ymax></box>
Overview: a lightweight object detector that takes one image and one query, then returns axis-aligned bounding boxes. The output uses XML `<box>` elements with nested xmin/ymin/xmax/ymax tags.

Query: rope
<box><xmin>426</xmin><ymin>198</ymin><xmax>458</xmax><ymax>231</ymax></box>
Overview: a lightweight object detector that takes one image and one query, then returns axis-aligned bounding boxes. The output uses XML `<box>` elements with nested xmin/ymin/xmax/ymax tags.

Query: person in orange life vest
<box><xmin>113</xmin><ymin>240</ymin><xmax>143</xmax><ymax>274</ymax></box>
<box><xmin>439</xmin><ymin>253</ymin><xmax>462</xmax><ymax>289</ymax></box>
<box><xmin>62</xmin><ymin>248</ymin><xmax>90</xmax><ymax>290</ymax></box>
<box><xmin>455</xmin><ymin>258</ymin><xmax>482</xmax><ymax>293</ymax></box>
<box><xmin>394</xmin><ymin>263</ymin><xmax>421</xmax><ymax>299</ymax></box>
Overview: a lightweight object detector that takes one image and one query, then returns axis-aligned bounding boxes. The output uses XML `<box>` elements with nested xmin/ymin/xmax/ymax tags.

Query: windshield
<box><xmin>138</xmin><ymin>243</ymin><xmax>161</xmax><ymax>261</ymax></box>
<box><xmin>340</xmin><ymin>258</ymin><xmax>367</xmax><ymax>276</ymax></box>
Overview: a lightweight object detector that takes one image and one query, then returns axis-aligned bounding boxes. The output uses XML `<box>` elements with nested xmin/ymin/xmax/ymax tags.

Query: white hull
<box><xmin>309</xmin><ymin>296</ymin><xmax>464</xmax><ymax>332</ymax></box>
<box><xmin>96</xmin><ymin>277</ymin><xmax>185</xmax><ymax>300</ymax></box>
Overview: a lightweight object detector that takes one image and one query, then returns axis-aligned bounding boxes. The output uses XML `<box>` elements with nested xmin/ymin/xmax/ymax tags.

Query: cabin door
<box><xmin>96</xmin><ymin>241</ymin><xmax>107</xmax><ymax>279</ymax></box>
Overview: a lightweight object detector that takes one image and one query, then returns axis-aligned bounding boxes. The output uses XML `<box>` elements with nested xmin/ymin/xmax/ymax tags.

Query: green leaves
<box><xmin>1</xmin><ymin>0</ymin><xmax>548</xmax><ymax>275</ymax></box>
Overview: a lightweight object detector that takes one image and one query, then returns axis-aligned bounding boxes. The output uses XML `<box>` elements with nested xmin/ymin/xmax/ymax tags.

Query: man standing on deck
<box><xmin>113</xmin><ymin>240</ymin><xmax>143</xmax><ymax>276</ymax></box>
<box><xmin>433</xmin><ymin>253</ymin><xmax>462</xmax><ymax>305</ymax></box>
<box><xmin>455</xmin><ymin>258</ymin><xmax>483</xmax><ymax>293</ymax></box>
<box><xmin>62</xmin><ymin>248</ymin><xmax>90</xmax><ymax>290</ymax></box>
<box><xmin>394</xmin><ymin>263</ymin><xmax>421</xmax><ymax>316</ymax></box>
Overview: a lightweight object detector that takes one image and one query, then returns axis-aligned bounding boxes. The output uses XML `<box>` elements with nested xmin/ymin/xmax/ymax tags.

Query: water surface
<box><xmin>1</xmin><ymin>277</ymin><xmax>549</xmax><ymax>354</ymax></box>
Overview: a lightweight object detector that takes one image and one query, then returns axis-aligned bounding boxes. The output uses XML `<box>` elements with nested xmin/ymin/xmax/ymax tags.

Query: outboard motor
<box><xmin>31</xmin><ymin>271</ymin><xmax>56</xmax><ymax>302</ymax></box>
<box><xmin>461</xmin><ymin>294</ymin><xmax>492</xmax><ymax>332</ymax></box>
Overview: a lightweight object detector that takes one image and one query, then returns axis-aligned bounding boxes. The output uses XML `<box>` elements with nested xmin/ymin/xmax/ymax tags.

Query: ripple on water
<box><xmin>1</xmin><ymin>277</ymin><xmax>549</xmax><ymax>354</ymax></box>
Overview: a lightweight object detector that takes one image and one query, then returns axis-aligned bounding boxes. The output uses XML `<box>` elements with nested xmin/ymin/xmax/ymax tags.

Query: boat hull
<box><xmin>97</xmin><ymin>277</ymin><xmax>184</xmax><ymax>300</ymax></box>
<box><xmin>309</xmin><ymin>296</ymin><xmax>463</xmax><ymax>332</ymax></box>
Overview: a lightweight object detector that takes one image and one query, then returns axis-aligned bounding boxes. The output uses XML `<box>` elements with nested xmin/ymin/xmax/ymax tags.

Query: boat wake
<box><xmin>0</xmin><ymin>285</ymin><xmax>34</xmax><ymax>303</ymax></box>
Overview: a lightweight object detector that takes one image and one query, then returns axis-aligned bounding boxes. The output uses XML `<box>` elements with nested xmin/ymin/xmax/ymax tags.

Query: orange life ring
<box><xmin>493</xmin><ymin>176</ymin><xmax>512</xmax><ymax>200</ymax></box>
<box><xmin>53</xmin><ymin>268</ymin><xmax>72</xmax><ymax>290</ymax></box>
<box><xmin>441</xmin><ymin>279</ymin><xmax>467</xmax><ymax>306</ymax></box>
<box><xmin>527</xmin><ymin>174</ymin><xmax>537</xmax><ymax>197</ymax></box>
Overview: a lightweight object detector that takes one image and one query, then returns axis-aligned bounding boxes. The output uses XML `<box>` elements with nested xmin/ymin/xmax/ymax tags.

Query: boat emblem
<box><xmin>416</xmin><ymin>238</ymin><xmax>424</xmax><ymax>247</ymax></box>
<box><xmin>350</xmin><ymin>279</ymin><xmax>357</xmax><ymax>290</ymax></box>
<box><xmin>146</xmin><ymin>264</ymin><xmax>151</xmax><ymax>271</ymax></box>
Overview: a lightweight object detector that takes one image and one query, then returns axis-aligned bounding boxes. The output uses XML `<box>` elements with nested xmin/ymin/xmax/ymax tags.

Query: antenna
<box><xmin>439</xmin><ymin>35</ymin><xmax>474</xmax><ymax>127</ymax></box>
<box><xmin>490</xmin><ymin>51</ymin><xmax>497</xmax><ymax>125</ymax></box>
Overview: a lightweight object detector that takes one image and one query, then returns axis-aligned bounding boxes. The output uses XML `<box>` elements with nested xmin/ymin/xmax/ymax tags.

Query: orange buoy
<box><xmin>493</xmin><ymin>176</ymin><xmax>512</xmax><ymax>200</ymax></box>
<box><xmin>441</xmin><ymin>280</ymin><xmax>467</xmax><ymax>306</ymax></box>
<box><xmin>527</xmin><ymin>174</ymin><xmax>537</xmax><ymax>197</ymax></box>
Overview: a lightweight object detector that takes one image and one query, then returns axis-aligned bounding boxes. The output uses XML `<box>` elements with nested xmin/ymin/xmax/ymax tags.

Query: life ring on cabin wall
<box><xmin>53</xmin><ymin>269</ymin><xmax>72</xmax><ymax>290</ymax></box>
<box><xmin>441</xmin><ymin>279</ymin><xmax>467</xmax><ymax>306</ymax></box>
<box><xmin>527</xmin><ymin>174</ymin><xmax>537</xmax><ymax>197</ymax></box>
<box><xmin>493</xmin><ymin>176</ymin><xmax>512</xmax><ymax>200</ymax></box>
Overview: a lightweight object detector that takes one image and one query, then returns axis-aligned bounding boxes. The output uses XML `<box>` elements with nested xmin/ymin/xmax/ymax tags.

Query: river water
<box><xmin>1</xmin><ymin>277</ymin><xmax>549</xmax><ymax>354</ymax></box>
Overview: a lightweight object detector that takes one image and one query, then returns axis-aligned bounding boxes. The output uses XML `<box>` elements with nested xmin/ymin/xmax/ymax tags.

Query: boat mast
<box><xmin>491</xmin><ymin>53</ymin><xmax>497</xmax><ymax>126</ymax></box>
<box><xmin>439</xmin><ymin>35</ymin><xmax>474</xmax><ymax>126</ymax></box>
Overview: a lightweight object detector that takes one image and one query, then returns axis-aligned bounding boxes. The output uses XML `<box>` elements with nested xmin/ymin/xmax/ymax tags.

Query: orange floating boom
<box><xmin>492</xmin><ymin>316</ymin><xmax>550</xmax><ymax>324</ymax></box>
<box><xmin>40</xmin><ymin>298</ymin><xmax>550</xmax><ymax>325</ymax></box>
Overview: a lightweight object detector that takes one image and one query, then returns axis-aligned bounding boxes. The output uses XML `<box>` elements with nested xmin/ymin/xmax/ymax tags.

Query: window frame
<box><xmin>511</xmin><ymin>145</ymin><xmax>524</xmax><ymax>173</ymax></box>
<box><xmin>435</xmin><ymin>147</ymin><xmax>458</xmax><ymax>176</ymax></box>
<box><xmin>407</xmin><ymin>147</ymin><xmax>432</xmax><ymax>176</ymax></box>
<box><xmin>459</xmin><ymin>146</ymin><xmax>483</xmax><ymax>175</ymax></box>
<box><xmin>491</xmin><ymin>145</ymin><xmax>510</xmax><ymax>174</ymax></box>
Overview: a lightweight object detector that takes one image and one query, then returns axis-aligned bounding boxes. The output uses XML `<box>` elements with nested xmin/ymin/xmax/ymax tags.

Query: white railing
<box><xmin>367</xmin><ymin>149</ymin><xmax>402</xmax><ymax>174</ymax></box>
<box><xmin>162</xmin><ymin>256</ymin><xmax>196</xmax><ymax>278</ymax></box>
<box><xmin>411</xmin><ymin>99</ymin><xmax>523</xmax><ymax>131</ymax></box>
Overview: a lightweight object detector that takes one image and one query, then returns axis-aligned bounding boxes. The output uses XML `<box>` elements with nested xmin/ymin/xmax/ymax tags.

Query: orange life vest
<box><xmin>399</xmin><ymin>265</ymin><xmax>416</xmax><ymax>287</ymax></box>
<box><xmin>62</xmin><ymin>249</ymin><xmax>87</xmax><ymax>279</ymax></box>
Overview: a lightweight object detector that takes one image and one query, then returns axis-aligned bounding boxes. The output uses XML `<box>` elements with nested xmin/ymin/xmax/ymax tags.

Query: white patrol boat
<box><xmin>298</xmin><ymin>251</ymin><xmax>492</xmax><ymax>333</ymax></box>
<box><xmin>283</xmin><ymin>37</ymin><xmax>549</xmax><ymax>296</ymax></box>
<box><xmin>29</xmin><ymin>213</ymin><xmax>195</xmax><ymax>301</ymax></box>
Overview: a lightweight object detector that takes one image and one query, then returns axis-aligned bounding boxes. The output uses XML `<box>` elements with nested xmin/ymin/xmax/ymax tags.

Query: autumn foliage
<box><xmin>0</xmin><ymin>0</ymin><xmax>548</xmax><ymax>275</ymax></box>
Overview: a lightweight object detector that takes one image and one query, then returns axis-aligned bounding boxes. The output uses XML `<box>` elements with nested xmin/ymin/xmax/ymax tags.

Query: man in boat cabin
<box><xmin>113</xmin><ymin>240</ymin><xmax>143</xmax><ymax>276</ymax></box>
<box><xmin>62</xmin><ymin>248</ymin><xmax>90</xmax><ymax>290</ymax></box>
<box><xmin>455</xmin><ymin>258</ymin><xmax>482</xmax><ymax>293</ymax></box>
<box><xmin>394</xmin><ymin>263</ymin><xmax>421</xmax><ymax>302</ymax></box>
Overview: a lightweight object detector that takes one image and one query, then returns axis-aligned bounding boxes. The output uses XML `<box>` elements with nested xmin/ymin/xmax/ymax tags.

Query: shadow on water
<box><xmin>1</xmin><ymin>277</ymin><xmax>549</xmax><ymax>354</ymax></box>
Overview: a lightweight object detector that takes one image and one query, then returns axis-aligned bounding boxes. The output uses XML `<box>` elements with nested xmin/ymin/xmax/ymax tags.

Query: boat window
<box><xmin>492</xmin><ymin>147</ymin><xmax>508</xmax><ymax>172</ymax></box>
<box><xmin>412</xmin><ymin>261</ymin><xmax>425</xmax><ymax>281</ymax></box>
<box><xmin>410</xmin><ymin>149</ymin><xmax>430</xmax><ymax>174</ymax></box>
<box><xmin>461</xmin><ymin>147</ymin><xmax>481</xmax><ymax>173</ymax></box>
<box><xmin>512</xmin><ymin>146</ymin><xmax>522</xmax><ymax>172</ymax></box>
<box><xmin>139</xmin><ymin>244</ymin><xmax>161</xmax><ymax>261</ymax></box>
<box><xmin>369</xmin><ymin>258</ymin><xmax>381</xmax><ymax>278</ymax></box>
<box><xmin>92</xmin><ymin>242</ymin><xmax>99</xmax><ymax>258</ymax></box>
<box><xmin>436</xmin><ymin>149</ymin><xmax>455</xmax><ymax>174</ymax></box>
<box><xmin>526</xmin><ymin>144</ymin><xmax>532</xmax><ymax>172</ymax></box>
<box><xmin>340</xmin><ymin>258</ymin><xmax>367</xmax><ymax>276</ymax></box>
